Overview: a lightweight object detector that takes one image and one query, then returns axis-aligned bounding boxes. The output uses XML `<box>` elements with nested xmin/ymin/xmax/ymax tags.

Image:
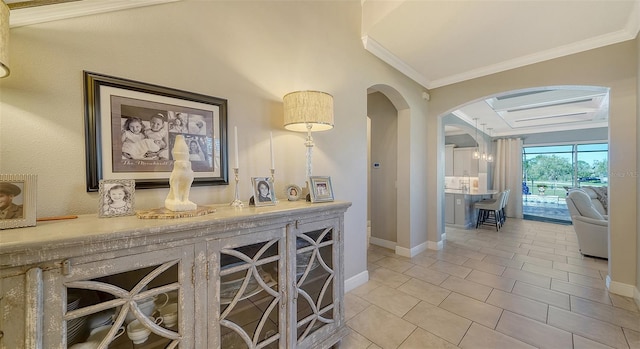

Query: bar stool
<box><xmin>475</xmin><ymin>191</ymin><xmax>506</xmax><ymax>231</ymax></box>
<box><xmin>500</xmin><ymin>189</ymin><xmax>511</xmax><ymax>225</ymax></box>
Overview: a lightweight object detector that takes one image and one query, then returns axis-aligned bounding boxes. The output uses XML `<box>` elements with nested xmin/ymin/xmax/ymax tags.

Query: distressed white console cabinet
<box><xmin>0</xmin><ymin>201</ymin><xmax>351</xmax><ymax>349</ymax></box>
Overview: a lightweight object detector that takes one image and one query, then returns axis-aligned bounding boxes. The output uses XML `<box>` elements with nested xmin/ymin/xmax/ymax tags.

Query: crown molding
<box><xmin>429</xmin><ymin>27</ymin><xmax>638</xmax><ymax>89</ymax></box>
<box><xmin>9</xmin><ymin>0</ymin><xmax>180</xmax><ymax>28</ymax></box>
<box><xmin>361</xmin><ymin>35</ymin><xmax>430</xmax><ymax>89</ymax></box>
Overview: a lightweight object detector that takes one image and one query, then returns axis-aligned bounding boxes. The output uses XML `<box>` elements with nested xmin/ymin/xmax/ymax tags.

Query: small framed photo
<box><xmin>285</xmin><ymin>184</ymin><xmax>302</xmax><ymax>201</ymax></box>
<box><xmin>309</xmin><ymin>176</ymin><xmax>334</xmax><ymax>203</ymax></box>
<box><xmin>0</xmin><ymin>174</ymin><xmax>37</xmax><ymax>230</ymax></box>
<box><xmin>251</xmin><ymin>177</ymin><xmax>276</xmax><ymax>206</ymax></box>
<box><xmin>98</xmin><ymin>179</ymin><xmax>135</xmax><ymax>218</ymax></box>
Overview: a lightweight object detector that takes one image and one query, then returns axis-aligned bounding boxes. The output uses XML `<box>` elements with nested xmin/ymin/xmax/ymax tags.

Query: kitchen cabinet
<box><xmin>445</xmin><ymin>194</ymin><xmax>455</xmax><ymax>224</ymax></box>
<box><xmin>0</xmin><ymin>201</ymin><xmax>350</xmax><ymax>349</ymax></box>
<box><xmin>453</xmin><ymin>148</ymin><xmax>479</xmax><ymax>177</ymax></box>
<box><xmin>445</xmin><ymin>190</ymin><xmax>497</xmax><ymax>229</ymax></box>
<box><xmin>445</xmin><ymin>145</ymin><xmax>455</xmax><ymax>176</ymax></box>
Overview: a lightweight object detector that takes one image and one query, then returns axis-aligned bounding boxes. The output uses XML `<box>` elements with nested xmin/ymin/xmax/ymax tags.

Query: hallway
<box><xmin>343</xmin><ymin>219</ymin><xmax>639</xmax><ymax>348</ymax></box>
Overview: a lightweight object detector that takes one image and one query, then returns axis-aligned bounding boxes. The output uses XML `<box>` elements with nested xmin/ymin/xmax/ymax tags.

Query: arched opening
<box><xmin>438</xmin><ymin>85</ymin><xmax>610</xmax><ymax>257</ymax></box>
<box><xmin>367</xmin><ymin>84</ymin><xmax>410</xmax><ymax>255</ymax></box>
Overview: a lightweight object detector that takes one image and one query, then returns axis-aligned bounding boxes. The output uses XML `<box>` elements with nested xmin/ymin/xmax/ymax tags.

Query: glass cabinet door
<box><xmin>290</xmin><ymin>219</ymin><xmax>343</xmax><ymax>348</ymax></box>
<box><xmin>43</xmin><ymin>246</ymin><xmax>194</xmax><ymax>349</ymax></box>
<box><xmin>211</xmin><ymin>229</ymin><xmax>285</xmax><ymax>349</ymax></box>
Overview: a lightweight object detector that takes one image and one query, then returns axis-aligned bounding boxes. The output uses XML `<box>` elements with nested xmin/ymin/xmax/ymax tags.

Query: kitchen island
<box><xmin>445</xmin><ymin>189</ymin><xmax>499</xmax><ymax>229</ymax></box>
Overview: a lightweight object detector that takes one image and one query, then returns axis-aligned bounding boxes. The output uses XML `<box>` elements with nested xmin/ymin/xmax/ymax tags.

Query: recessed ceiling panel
<box><xmin>452</xmin><ymin>86</ymin><xmax>609</xmax><ymax>137</ymax></box>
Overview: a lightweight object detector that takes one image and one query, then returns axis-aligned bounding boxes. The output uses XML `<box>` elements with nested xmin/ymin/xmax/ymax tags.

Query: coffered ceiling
<box><xmin>450</xmin><ymin>86</ymin><xmax>610</xmax><ymax>137</ymax></box>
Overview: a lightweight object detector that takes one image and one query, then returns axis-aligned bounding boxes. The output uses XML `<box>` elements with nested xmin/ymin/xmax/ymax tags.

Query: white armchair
<box><xmin>566</xmin><ymin>189</ymin><xmax>608</xmax><ymax>259</ymax></box>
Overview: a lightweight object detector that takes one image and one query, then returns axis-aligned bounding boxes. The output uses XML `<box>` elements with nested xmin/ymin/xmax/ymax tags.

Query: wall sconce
<box><xmin>0</xmin><ymin>1</ymin><xmax>9</xmax><ymax>78</ymax></box>
<box><xmin>283</xmin><ymin>90</ymin><xmax>334</xmax><ymax>178</ymax></box>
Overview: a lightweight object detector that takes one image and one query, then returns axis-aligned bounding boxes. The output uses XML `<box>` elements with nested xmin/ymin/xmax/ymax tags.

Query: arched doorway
<box><xmin>367</xmin><ymin>84</ymin><xmax>411</xmax><ymax>255</ymax></box>
<box><xmin>437</xmin><ymin>85</ymin><xmax>610</xmax><ymax>252</ymax></box>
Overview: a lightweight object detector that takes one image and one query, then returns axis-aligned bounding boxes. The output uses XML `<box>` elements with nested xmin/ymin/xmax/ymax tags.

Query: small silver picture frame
<box><xmin>0</xmin><ymin>174</ymin><xmax>37</xmax><ymax>230</ymax></box>
<box><xmin>309</xmin><ymin>176</ymin><xmax>334</xmax><ymax>203</ymax></box>
<box><xmin>251</xmin><ymin>177</ymin><xmax>276</xmax><ymax>206</ymax></box>
<box><xmin>98</xmin><ymin>179</ymin><xmax>136</xmax><ymax>218</ymax></box>
<box><xmin>285</xmin><ymin>184</ymin><xmax>302</xmax><ymax>201</ymax></box>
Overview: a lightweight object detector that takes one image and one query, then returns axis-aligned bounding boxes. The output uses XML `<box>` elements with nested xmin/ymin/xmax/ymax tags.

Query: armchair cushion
<box><xmin>580</xmin><ymin>186</ymin><xmax>607</xmax><ymax>215</ymax></box>
<box><xmin>568</xmin><ymin>190</ymin><xmax>604</xmax><ymax>220</ymax></box>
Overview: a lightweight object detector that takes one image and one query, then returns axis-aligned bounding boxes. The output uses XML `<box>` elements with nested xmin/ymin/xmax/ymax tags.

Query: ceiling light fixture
<box><xmin>472</xmin><ymin>118</ymin><xmax>480</xmax><ymax>160</ymax></box>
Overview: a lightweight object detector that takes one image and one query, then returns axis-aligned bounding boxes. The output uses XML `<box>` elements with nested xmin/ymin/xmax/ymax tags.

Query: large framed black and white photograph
<box><xmin>0</xmin><ymin>174</ymin><xmax>37</xmax><ymax>230</ymax></box>
<box><xmin>98</xmin><ymin>179</ymin><xmax>135</xmax><ymax>218</ymax></box>
<box><xmin>84</xmin><ymin>71</ymin><xmax>228</xmax><ymax>191</ymax></box>
<box><xmin>309</xmin><ymin>176</ymin><xmax>334</xmax><ymax>203</ymax></box>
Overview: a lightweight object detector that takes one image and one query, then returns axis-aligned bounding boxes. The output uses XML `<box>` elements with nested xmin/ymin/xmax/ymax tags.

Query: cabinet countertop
<box><xmin>445</xmin><ymin>189</ymin><xmax>498</xmax><ymax>196</ymax></box>
<box><xmin>0</xmin><ymin>200</ymin><xmax>351</xmax><ymax>266</ymax></box>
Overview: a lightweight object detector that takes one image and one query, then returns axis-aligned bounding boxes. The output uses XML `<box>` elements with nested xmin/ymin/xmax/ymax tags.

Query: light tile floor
<box><xmin>343</xmin><ymin>219</ymin><xmax>640</xmax><ymax>349</ymax></box>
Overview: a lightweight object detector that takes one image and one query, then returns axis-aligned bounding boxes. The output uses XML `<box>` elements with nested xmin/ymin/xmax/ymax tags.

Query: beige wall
<box><xmin>367</xmin><ymin>92</ymin><xmax>398</xmax><ymax>243</ymax></box>
<box><xmin>637</xmin><ymin>35</ymin><xmax>640</xmax><ymax>299</ymax></box>
<box><xmin>0</xmin><ymin>1</ymin><xmax>429</xmax><ymax>283</ymax></box>
<box><xmin>430</xmin><ymin>40</ymin><xmax>638</xmax><ymax>291</ymax></box>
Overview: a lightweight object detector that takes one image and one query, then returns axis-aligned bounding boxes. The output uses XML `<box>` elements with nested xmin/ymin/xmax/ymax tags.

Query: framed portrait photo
<box><xmin>309</xmin><ymin>176</ymin><xmax>334</xmax><ymax>203</ymax></box>
<box><xmin>251</xmin><ymin>177</ymin><xmax>276</xmax><ymax>206</ymax></box>
<box><xmin>98</xmin><ymin>179</ymin><xmax>135</xmax><ymax>218</ymax></box>
<box><xmin>0</xmin><ymin>174</ymin><xmax>37</xmax><ymax>230</ymax></box>
<box><xmin>84</xmin><ymin>71</ymin><xmax>229</xmax><ymax>192</ymax></box>
<box><xmin>285</xmin><ymin>184</ymin><xmax>302</xmax><ymax>201</ymax></box>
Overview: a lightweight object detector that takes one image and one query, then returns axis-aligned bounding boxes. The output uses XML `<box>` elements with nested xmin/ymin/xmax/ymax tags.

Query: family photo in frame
<box><xmin>98</xmin><ymin>179</ymin><xmax>135</xmax><ymax>218</ymax></box>
<box><xmin>309</xmin><ymin>176</ymin><xmax>334</xmax><ymax>203</ymax></box>
<box><xmin>0</xmin><ymin>174</ymin><xmax>37</xmax><ymax>230</ymax></box>
<box><xmin>84</xmin><ymin>71</ymin><xmax>228</xmax><ymax>191</ymax></box>
<box><xmin>285</xmin><ymin>184</ymin><xmax>302</xmax><ymax>201</ymax></box>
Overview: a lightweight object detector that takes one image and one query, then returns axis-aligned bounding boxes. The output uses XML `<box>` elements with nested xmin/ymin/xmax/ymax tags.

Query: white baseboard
<box><xmin>369</xmin><ymin>236</ymin><xmax>396</xmax><ymax>250</ymax></box>
<box><xmin>427</xmin><ymin>240</ymin><xmax>443</xmax><ymax>250</ymax></box>
<box><xmin>605</xmin><ymin>275</ymin><xmax>636</xmax><ymax>297</ymax></box>
<box><xmin>369</xmin><ymin>236</ymin><xmax>433</xmax><ymax>257</ymax></box>
<box><xmin>396</xmin><ymin>241</ymin><xmax>429</xmax><ymax>258</ymax></box>
<box><xmin>345</xmin><ymin>270</ymin><xmax>369</xmax><ymax>293</ymax></box>
<box><xmin>635</xmin><ymin>286</ymin><xmax>640</xmax><ymax>309</ymax></box>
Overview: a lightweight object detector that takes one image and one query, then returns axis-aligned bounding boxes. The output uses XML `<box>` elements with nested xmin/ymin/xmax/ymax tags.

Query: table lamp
<box><xmin>283</xmin><ymin>91</ymin><xmax>334</xmax><ymax>178</ymax></box>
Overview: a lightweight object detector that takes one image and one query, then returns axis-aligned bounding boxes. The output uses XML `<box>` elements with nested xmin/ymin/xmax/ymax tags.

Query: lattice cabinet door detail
<box><xmin>210</xmin><ymin>228</ymin><xmax>286</xmax><ymax>349</ymax></box>
<box><xmin>289</xmin><ymin>218</ymin><xmax>346</xmax><ymax>349</ymax></box>
<box><xmin>43</xmin><ymin>246</ymin><xmax>195</xmax><ymax>349</ymax></box>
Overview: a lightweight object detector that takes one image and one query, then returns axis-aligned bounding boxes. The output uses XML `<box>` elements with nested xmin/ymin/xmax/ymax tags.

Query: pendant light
<box><xmin>480</xmin><ymin>123</ymin><xmax>487</xmax><ymax>160</ymax></box>
<box><xmin>472</xmin><ymin>118</ymin><xmax>480</xmax><ymax>159</ymax></box>
<box><xmin>486</xmin><ymin>128</ymin><xmax>494</xmax><ymax>162</ymax></box>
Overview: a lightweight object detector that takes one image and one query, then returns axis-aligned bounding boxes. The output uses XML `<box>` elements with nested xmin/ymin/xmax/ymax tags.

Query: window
<box><xmin>522</xmin><ymin>142</ymin><xmax>608</xmax><ymax>222</ymax></box>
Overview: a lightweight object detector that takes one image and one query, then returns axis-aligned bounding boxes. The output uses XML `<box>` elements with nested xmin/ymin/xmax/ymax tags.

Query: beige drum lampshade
<box><xmin>283</xmin><ymin>91</ymin><xmax>334</xmax><ymax>132</ymax></box>
<box><xmin>0</xmin><ymin>1</ymin><xmax>9</xmax><ymax>78</ymax></box>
